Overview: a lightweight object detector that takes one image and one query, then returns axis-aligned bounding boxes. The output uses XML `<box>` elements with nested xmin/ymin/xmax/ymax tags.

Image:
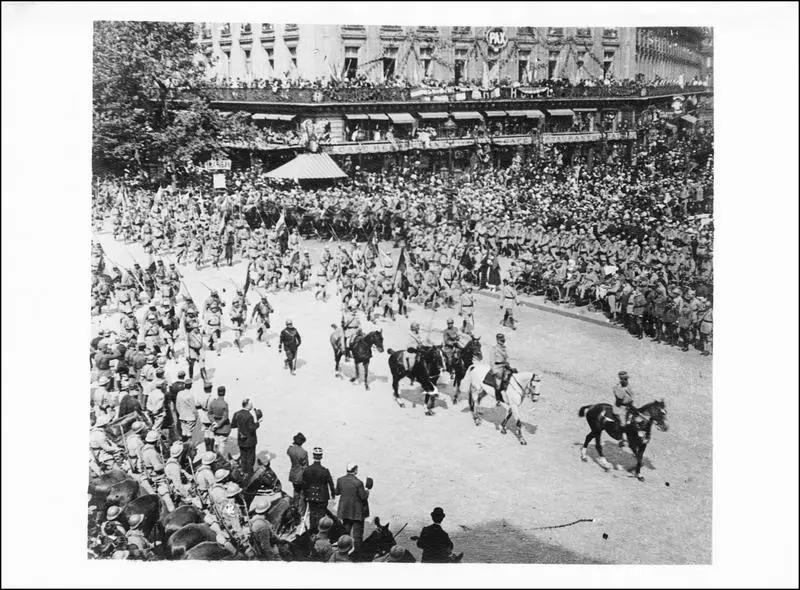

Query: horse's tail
<box><xmin>578</xmin><ymin>404</ymin><xmax>593</xmax><ymax>418</ymax></box>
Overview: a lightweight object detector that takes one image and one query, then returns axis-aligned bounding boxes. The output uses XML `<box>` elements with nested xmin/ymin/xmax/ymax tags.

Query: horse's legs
<box><xmin>516</xmin><ymin>419</ymin><xmax>527</xmax><ymax>445</ymax></box>
<box><xmin>594</xmin><ymin>431</ymin><xmax>612</xmax><ymax>471</ymax></box>
<box><xmin>581</xmin><ymin>431</ymin><xmax>595</xmax><ymax>461</ymax></box>
<box><xmin>634</xmin><ymin>445</ymin><xmax>646</xmax><ymax>481</ymax></box>
<box><xmin>363</xmin><ymin>361</ymin><xmax>370</xmax><ymax>391</ymax></box>
<box><xmin>392</xmin><ymin>375</ymin><xmax>404</xmax><ymax>407</ymax></box>
<box><xmin>350</xmin><ymin>361</ymin><xmax>359</xmax><ymax>383</ymax></box>
<box><xmin>500</xmin><ymin>408</ymin><xmax>512</xmax><ymax>434</ymax></box>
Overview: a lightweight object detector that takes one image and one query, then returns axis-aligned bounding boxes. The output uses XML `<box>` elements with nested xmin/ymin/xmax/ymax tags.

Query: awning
<box><xmin>418</xmin><ymin>112</ymin><xmax>450</xmax><ymax>120</ymax></box>
<box><xmin>264</xmin><ymin>153</ymin><xmax>347</xmax><ymax>180</ymax></box>
<box><xmin>573</xmin><ymin>108</ymin><xmax>597</xmax><ymax>112</ymax></box>
<box><xmin>345</xmin><ymin>114</ymin><xmax>370</xmax><ymax>121</ymax></box>
<box><xmin>451</xmin><ymin>111</ymin><xmax>483</xmax><ymax>120</ymax></box>
<box><xmin>387</xmin><ymin>113</ymin><xmax>416</xmax><ymax>124</ymax></box>
<box><xmin>547</xmin><ymin>109</ymin><xmax>575</xmax><ymax>117</ymax></box>
<box><xmin>681</xmin><ymin>114</ymin><xmax>698</xmax><ymax>124</ymax></box>
<box><xmin>484</xmin><ymin>111</ymin><xmax>508</xmax><ymax>118</ymax></box>
<box><xmin>506</xmin><ymin>109</ymin><xmax>545</xmax><ymax>118</ymax></box>
<box><xmin>252</xmin><ymin>113</ymin><xmax>296</xmax><ymax>121</ymax></box>
<box><xmin>368</xmin><ymin>113</ymin><xmax>390</xmax><ymax>121</ymax></box>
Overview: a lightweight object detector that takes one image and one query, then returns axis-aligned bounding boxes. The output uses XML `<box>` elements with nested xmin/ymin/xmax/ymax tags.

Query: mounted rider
<box><xmin>341</xmin><ymin>308</ymin><xmax>360</xmax><ymax>358</ymax></box>
<box><xmin>489</xmin><ymin>333</ymin><xmax>516</xmax><ymax>404</ymax></box>
<box><xmin>404</xmin><ymin>322</ymin><xmax>426</xmax><ymax>374</ymax></box>
<box><xmin>613</xmin><ymin>371</ymin><xmax>638</xmax><ymax>427</ymax></box>
<box><xmin>441</xmin><ymin>319</ymin><xmax>461</xmax><ymax>373</ymax></box>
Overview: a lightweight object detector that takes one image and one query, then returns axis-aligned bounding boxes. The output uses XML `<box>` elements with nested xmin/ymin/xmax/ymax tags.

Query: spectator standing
<box><xmin>335</xmin><ymin>463</ymin><xmax>371</xmax><ymax>553</ymax></box>
<box><xmin>230</xmin><ymin>398</ymin><xmax>262</xmax><ymax>478</ymax></box>
<box><xmin>302</xmin><ymin>447</ymin><xmax>336</xmax><ymax>533</ymax></box>
<box><xmin>416</xmin><ymin>507</ymin><xmax>455</xmax><ymax>563</ymax></box>
<box><xmin>287</xmin><ymin>432</ymin><xmax>309</xmax><ymax>513</ymax></box>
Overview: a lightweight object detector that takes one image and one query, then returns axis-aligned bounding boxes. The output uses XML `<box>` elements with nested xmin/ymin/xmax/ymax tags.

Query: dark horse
<box><xmin>447</xmin><ymin>336</ymin><xmax>483</xmax><ymax>396</ymax></box>
<box><xmin>348</xmin><ymin>330</ymin><xmax>384</xmax><ymax>390</ymax></box>
<box><xmin>578</xmin><ymin>400</ymin><xmax>668</xmax><ymax>481</ymax></box>
<box><xmin>387</xmin><ymin>345</ymin><xmax>445</xmax><ymax>415</ymax></box>
<box><xmin>331</xmin><ymin>329</ymin><xmax>384</xmax><ymax>390</ymax></box>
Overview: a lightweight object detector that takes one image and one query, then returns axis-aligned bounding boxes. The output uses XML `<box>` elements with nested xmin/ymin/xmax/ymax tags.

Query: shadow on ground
<box><xmin>446</xmin><ymin>519</ymin><xmax>607</xmax><ymax>564</ymax></box>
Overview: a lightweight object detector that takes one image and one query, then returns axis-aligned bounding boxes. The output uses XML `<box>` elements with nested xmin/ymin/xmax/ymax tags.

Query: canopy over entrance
<box><xmin>264</xmin><ymin>153</ymin><xmax>347</xmax><ymax>180</ymax></box>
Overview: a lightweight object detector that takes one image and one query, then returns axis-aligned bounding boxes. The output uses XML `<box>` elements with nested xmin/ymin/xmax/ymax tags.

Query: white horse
<box><xmin>458</xmin><ymin>364</ymin><xmax>541</xmax><ymax>445</ymax></box>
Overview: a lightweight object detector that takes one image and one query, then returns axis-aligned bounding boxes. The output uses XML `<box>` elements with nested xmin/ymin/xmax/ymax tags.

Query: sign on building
<box><xmin>206</xmin><ymin>158</ymin><xmax>232</xmax><ymax>171</ymax></box>
<box><xmin>213</xmin><ymin>173</ymin><xmax>227</xmax><ymax>189</ymax></box>
<box><xmin>485</xmin><ymin>27</ymin><xmax>508</xmax><ymax>52</ymax></box>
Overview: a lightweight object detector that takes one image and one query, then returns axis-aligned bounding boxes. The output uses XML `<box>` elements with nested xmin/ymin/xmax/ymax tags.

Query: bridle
<box><xmin>510</xmin><ymin>373</ymin><xmax>536</xmax><ymax>401</ymax></box>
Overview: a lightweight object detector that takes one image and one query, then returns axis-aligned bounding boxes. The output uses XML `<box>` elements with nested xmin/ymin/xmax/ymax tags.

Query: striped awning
<box><xmin>264</xmin><ymin>153</ymin><xmax>347</xmax><ymax>180</ymax></box>
<box><xmin>387</xmin><ymin>113</ymin><xmax>416</xmax><ymax>124</ymax></box>
<box><xmin>345</xmin><ymin>114</ymin><xmax>370</xmax><ymax>121</ymax></box>
<box><xmin>368</xmin><ymin>113</ymin><xmax>390</xmax><ymax>121</ymax></box>
<box><xmin>252</xmin><ymin>113</ymin><xmax>296</xmax><ymax>121</ymax></box>
<box><xmin>547</xmin><ymin>109</ymin><xmax>575</xmax><ymax>117</ymax></box>
<box><xmin>681</xmin><ymin>114</ymin><xmax>698</xmax><ymax>124</ymax></box>
<box><xmin>507</xmin><ymin>109</ymin><xmax>545</xmax><ymax>118</ymax></box>
<box><xmin>484</xmin><ymin>111</ymin><xmax>508</xmax><ymax>118</ymax></box>
<box><xmin>573</xmin><ymin>108</ymin><xmax>597</xmax><ymax>112</ymax></box>
<box><xmin>451</xmin><ymin>111</ymin><xmax>483</xmax><ymax>120</ymax></box>
<box><xmin>418</xmin><ymin>112</ymin><xmax>450</xmax><ymax>120</ymax></box>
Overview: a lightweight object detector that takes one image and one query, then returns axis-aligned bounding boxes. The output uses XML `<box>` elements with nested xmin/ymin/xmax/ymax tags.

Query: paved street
<box><xmin>93</xmin><ymin>232</ymin><xmax>712</xmax><ymax>563</ymax></box>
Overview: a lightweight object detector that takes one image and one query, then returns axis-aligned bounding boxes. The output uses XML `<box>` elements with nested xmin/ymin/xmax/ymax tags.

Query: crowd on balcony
<box><xmin>187</xmin><ymin>71</ymin><xmax>709</xmax><ymax>103</ymax></box>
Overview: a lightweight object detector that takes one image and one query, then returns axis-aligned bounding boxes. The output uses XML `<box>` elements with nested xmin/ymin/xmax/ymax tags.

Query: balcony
<box><xmin>283</xmin><ymin>23</ymin><xmax>299</xmax><ymax>41</ymax></box>
<box><xmin>547</xmin><ymin>27</ymin><xmax>564</xmax><ymax>38</ymax></box>
<box><xmin>602</xmin><ymin>28</ymin><xmax>619</xmax><ymax>45</ymax></box>
<box><xmin>451</xmin><ymin>26</ymin><xmax>472</xmax><ymax>38</ymax></box>
<box><xmin>341</xmin><ymin>24</ymin><xmax>367</xmax><ymax>40</ymax></box>
<box><xmin>575</xmin><ymin>28</ymin><xmax>592</xmax><ymax>38</ymax></box>
<box><xmin>219</xmin><ymin>24</ymin><xmax>232</xmax><ymax>48</ymax></box>
<box><xmin>517</xmin><ymin>27</ymin><xmax>536</xmax><ymax>37</ymax></box>
<box><xmin>380</xmin><ymin>24</ymin><xmax>405</xmax><ymax>41</ymax></box>
<box><xmin>417</xmin><ymin>26</ymin><xmax>439</xmax><ymax>37</ymax></box>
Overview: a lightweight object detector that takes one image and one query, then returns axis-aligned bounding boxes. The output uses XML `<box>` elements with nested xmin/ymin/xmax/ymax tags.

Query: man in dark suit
<box><xmin>230</xmin><ymin>398</ymin><xmax>262</xmax><ymax>478</ymax></box>
<box><xmin>287</xmin><ymin>433</ymin><xmax>309</xmax><ymax>514</ymax></box>
<box><xmin>416</xmin><ymin>507</ymin><xmax>456</xmax><ymax>563</ymax></box>
<box><xmin>302</xmin><ymin>447</ymin><xmax>336</xmax><ymax>533</ymax></box>
<box><xmin>335</xmin><ymin>463</ymin><xmax>371</xmax><ymax>552</ymax></box>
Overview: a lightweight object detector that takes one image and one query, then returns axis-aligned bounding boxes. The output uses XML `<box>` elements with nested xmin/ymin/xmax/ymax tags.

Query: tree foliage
<box><xmin>93</xmin><ymin>21</ymin><xmax>229</xmax><ymax>173</ymax></box>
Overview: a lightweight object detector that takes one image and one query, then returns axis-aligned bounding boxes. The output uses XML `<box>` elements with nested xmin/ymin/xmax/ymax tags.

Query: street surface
<box><xmin>92</xmin><ymin>232</ymin><xmax>712</xmax><ymax>564</ymax></box>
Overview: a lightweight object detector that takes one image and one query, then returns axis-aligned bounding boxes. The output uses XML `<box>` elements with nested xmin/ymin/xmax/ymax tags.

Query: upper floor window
<box><xmin>220</xmin><ymin>23</ymin><xmax>231</xmax><ymax>37</ymax></box>
<box><xmin>548</xmin><ymin>27</ymin><xmax>564</xmax><ymax>37</ymax></box>
<box><xmin>603</xmin><ymin>28</ymin><xmax>618</xmax><ymax>39</ymax></box>
<box><xmin>261</xmin><ymin>23</ymin><xmax>274</xmax><ymax>35</ymax></box>
<box><xmin>240</xmin><ymin>23</ymin><xmax>252</xmax><ymax>36</ymax></box>
<box><xmin>576</xmin><ymin>28</ymin><xmax>591</xmax><ymax>37</ymax></box>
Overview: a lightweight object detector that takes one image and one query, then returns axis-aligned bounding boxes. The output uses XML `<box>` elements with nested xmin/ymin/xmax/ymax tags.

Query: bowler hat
<box><xmin>293</xmin><ymin>432</ymin><xmax>306</xmax><ymax>445</ymax></box>
<box><xmin>431</xmin><ymin>507</ymin><xmax>446</xmax><ymax>520</ymax></box>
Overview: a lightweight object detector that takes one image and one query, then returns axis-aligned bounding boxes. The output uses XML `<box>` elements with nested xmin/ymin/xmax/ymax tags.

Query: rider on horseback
<box><xmin>441</xmin><ymin>319</ymin><xmax>461</xmax><ymax>374</ymax></box>
<box><xmin>613</xmin><ymin>371</ymin><xmax>639</xmax><ymax>427</ymax></box>
<box><xmin>405</xmin><ymin>322</ymin><xmax>425</xmax><ymax>374</ymax></box>
<box><xmin>489</xmin><ymin>333</ymin><xmax>516</xmax><ymax>404</ymax></box>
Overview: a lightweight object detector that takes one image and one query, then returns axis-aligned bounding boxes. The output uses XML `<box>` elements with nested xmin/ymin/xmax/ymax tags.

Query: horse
<box><xmin>459</xmin><ymin>365</ymin><xmax>541</xmax><ymax>445</ymax></box>
<box><xmin>578</xmin><ymin>400</ymin><xmax>668</xmax><ymax>481</ymax></box>
<box><xmin>387</xmin><ymin>345</ymin><xmax>445</xmax><ymax>415</ymax></box>
<box><xmin>167</xmin><ymin>523</ymin><xmax>218</xmax><ymax>559</ymax></box>
<box><xmin>348</xmin><ymin>330</ymin><xmax>384</xmax><ymax>390</ymax></box>
<box><xmin>447</xmin><ymin>336</ymin><xmax>483</xmax><ymax>395</ymax></box>
<box><xmin>351</xmin><ymin>517</ymin><xmax>416</xmax><ymax>563</ymax></box>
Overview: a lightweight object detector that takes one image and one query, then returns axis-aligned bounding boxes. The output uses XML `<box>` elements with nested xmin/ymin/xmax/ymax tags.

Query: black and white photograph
<box><xmin>2</xmin><ymin>2</ymin><xmax>798</xmax><ymax>588</ymax></box>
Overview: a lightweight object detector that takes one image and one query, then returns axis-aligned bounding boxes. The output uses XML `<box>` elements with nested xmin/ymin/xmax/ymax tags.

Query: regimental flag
<box><xmin>243</xmin><ymin>261</ymin><xmax>252</xmax><ymax>296</ymax></box>
<box><xmin>290</xmin><ymin>250</ymin><xmax>300</xmax><ymax>266</ymax></box>
<box><xmin>275</xmin><ymin>210</ymin><xmax>286</xmax><ymax>234</ymax></box>
<box><xmin>395</xmin><ymin>247</ymin><xmax>408</xmax><ymax>276</ymax></box>
<box><xmin>459</xmin><ymin>248</ymin><xmax>473</xmax><ymax>270</ymax></box>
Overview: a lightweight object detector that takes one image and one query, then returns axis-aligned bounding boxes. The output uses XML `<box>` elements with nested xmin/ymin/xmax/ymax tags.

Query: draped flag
<box><xmin>275</xmin><ymin>210</ymin><xmax>286</xmax><ymax>234</ymax></box>
<box><xmin>290</xmin><ymin>250</ymin><xmax>300</xmax><ymax>266</ymax></box>
<box><xmin>243</xmin><ymin>261</ymin><xmax>252</xmax><ymax>296</ymax></box>
<box><xmin>394</xmin><ymin>247</ymin><xmax>408</xmax><ymax>278</ymax></box>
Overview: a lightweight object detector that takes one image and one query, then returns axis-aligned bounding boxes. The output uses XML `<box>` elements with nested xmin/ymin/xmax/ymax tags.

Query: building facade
<box><xmin>197</xmin><ymin>25</ymin><xmax>650</xmax><ymax>85</ymax></box>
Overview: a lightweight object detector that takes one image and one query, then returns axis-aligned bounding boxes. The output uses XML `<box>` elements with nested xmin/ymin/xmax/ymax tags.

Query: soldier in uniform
<box><xmin>490</xmin><ymin>333</ymin><xmax>513</xmax><ymax>404</ymax></box>
<box><xmin>405</xmin><ymin>322</ymin><xmax>425</xmax><ymax>374</ymax></box>
<box><xmin>314</xmin><ymin>264</ymin><xmax>328</xmax><ymax>301</ymax></box>
<box><xmin>441</xmin><ymin>319</ymin><xmax>462</xmax><ymax>375</ymax></box>
<box><xmin>697</xmin><ymin>297</ymin><xmax>713</xmax><ymax>356</ymax></box>
<box><xmin>250</xmin><ymin>296</ymin><xmax>274</xmax><ymax>346</ymax></box>
<box><xmin>248</xmin><ymin>496</ymin><xmax>278</xmax><ymax>560</ymax></box>
<box><xmin>194</xmin><ymin>451</ymin><xmax>218</xmax><ymax>494</ymax></box>
<box><xmin>164</xmin><ymin>441</ymin><xmax>191</xmax><ymax>500</ymax></box>
<box><xmin>141</xmin><ymin>430</ymin><xmax>165</xmax><ymax>479</ymax></box>
<box><xmin>380</xmin><ymin>273</ymin><xmax>395</xmax><ymax>321</ymax></box>
<box><xmin>124</xmin><ymin>421</ymin><xmax>146</xmax><ymax>473</ymax></box>
<box><xmin>186</xmin><ymin>324</ymin><xmax>204</xmax><ymax>380</ymax></box>
<box><xmin>613</xmin><ymin>371</ymin><xmax>638</xmax><ymax>427</ymax></box>
<box><xmin>500</xmin><ymin>279</ymin><xmax>519</xmax><ymax>330</ymax></box>
<box><xmin>341</xmin><ymin>308</ymin><xmax>360</xmax><ymax>359</ymax></box>
<box><xmin>230</xmin><ymin>290</ymin><xmax>247</xmax><ymax>353</ymax></box>
<box><xmin>205</xmin><ymin>302</ymin><xmax>223</xmax><ymax>356</ymax></box>
<box><xmin>302</xmin><ymin>447</ymin><xmax>336</xmax><ymax>534</ymax></box>
<box><xmin>279</xmin><ymin>319</ymin><xmax>302</xmax><ymax>376</ymax></box>
<box><xmin>459</xmin><ymin>284</ymin><xmax>476</xmax><ymax>334</ymax></box>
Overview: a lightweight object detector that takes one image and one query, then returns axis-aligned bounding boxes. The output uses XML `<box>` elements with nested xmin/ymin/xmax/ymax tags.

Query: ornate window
<box><xmin>220</xmin><ymin>23</ymin><xmax>231</xmax><ymax>37</ymax></box>
<box><xmin>576</xmin><ymin>28</ymin><xmax>591</xmax><ymax>37</ymax></box>
<box><xmin>240</xmin><ymin>23</ymin><xmax>252</xmax><ymax>36</ymax></box>
<box><xmin>517</xmin><ymin>27</ymin><xmax>535</xmax><ymax>37</ymax></box>
<box><xmin>603</xmin><ymin>28</ymin><xmax>618</xmax><ymax>39</ymax></box>
<box><xmin>548</xmin><ymin>27</ymin><xmax>564</xmax><ymax>37</ymax></box>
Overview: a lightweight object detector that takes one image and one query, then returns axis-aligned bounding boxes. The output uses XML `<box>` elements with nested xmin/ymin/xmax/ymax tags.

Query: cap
<box><xmin>131</xmin><ymin>421</ymin><xmax>145</xmax><ymax>433</ymax></box>
<box><xmin>201</xmin><ymin>452</ymin><xmax>217</xmax><ymax>466</ymax></box>
<box><xmin>336</xmin><ymin>535</ymin><xmax>354</xmax><ymax>553</ymax></box>
<box><xmin>313</xmin><ymin>447</ymin><xmax>323</xmax><ymax>458</ymax></box>
<box><xmin>250</xmin><ymin>496</ymin><xmax>271</xmax><ymax>514</ymax></box>
<box><xmin>431</xmin><ymin>507</ymin><xmax>446</xmax><ymax>519</ymax></box>
<box><xmin>225</xmin><ymin>482</ymin><xmax>242</xmax><ymax>497</ymax></box>
<box><xmin>128</xmin><ymin>514</ymin><xmax>144</xmax><ymax>529</ymax></box>
<box><xmin>293</xmin><ymin>432</ymin><xmax>306</xmax><ymax>445</ymax></box>
<box><xmin>286</xmin><ymin>319</ymin><xmax>293</xmax><ymax>326</ymax></box>
<box><xmin>618</xmin><ymin>371</ymin><xmax>629</xmax><ymax>378</ymax></box>
<box><xmin>214</xmin><ymin>469</ymin><xmax>230</xmax><ymax>483</ymax></box>
<box><xmin>169</xmin><ymin>442</ymin><xmax>183</xmax><ymax>458</ymax></box>
<box><xmin>318</xmin><ymin>517</ymin><xmax>334</xmax><ymax>532</ymax></box>
<box><xmin>145</xmin><ymin>431</ymin><xmax>159</xmax><ymax>443</ymax></box>
<box><xmin>106</xmin><ymin>506</ymin><xmax>122</xmax><ymax>521</ymax></box>
<box><xmin>346</xmin><ymin>462</ymin><xmax>358</xmax><ymax>473</ymax></box>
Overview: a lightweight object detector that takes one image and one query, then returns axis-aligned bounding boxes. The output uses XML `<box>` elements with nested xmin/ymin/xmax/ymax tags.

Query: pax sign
<box><xmin>485</xmin><ymin>27</ymin><xmax>508</xmax><ymax>52</ymax></box>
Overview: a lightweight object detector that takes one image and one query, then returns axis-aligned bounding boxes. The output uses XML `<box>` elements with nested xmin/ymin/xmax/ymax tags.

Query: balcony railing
<box><xmin>177</xmin><ymin>83</ymin><xmax>706</xmax><ymax>104</ymax></box>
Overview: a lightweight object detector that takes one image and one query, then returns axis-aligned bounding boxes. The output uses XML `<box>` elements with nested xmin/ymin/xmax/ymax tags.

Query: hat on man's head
<box><xmin>336</xmin><ymin>535</ymin><xmax>354</xmax><ymax>553</ymax></box>
<box><xmin>169</xmin><ymin>442</ymin><xmax>184</xmax><ymax>458</ymax></box>
<box><xmin>201</xmin><ymin>451</ymin><xmax>217</xmax><ymax>466</ymax></box>
<box><xmin>346</xmin><ymin>463</ymin><xmax>358</xmax><ymax>473</ymax></box>
<box><xmin>145</xmin><ymin>431</ymin><xmax>159</xmax><ymax>443</ymax></box>
<box><xmin>388</xmin><ymin>545</ymin><xmax>406</xmax><ymax>562</ymax></box>
<box><xmin>431</xmin><ymin>507</ymin><xmax>446</xmax><ymax>520</ymax></box>
<box><xmin>293</xmin><ymin>432</ymin><xmax>306</xmax><ymax>445</ymax></box>
<box><xmin>313</xmin><ymin>447</ymin><xmax>323</xmax><ymax>459</ymax></box>
<box><xmin>618</xmin><ymin>371</ymin><xmax>629</xmax><ymax>378</ymax></box>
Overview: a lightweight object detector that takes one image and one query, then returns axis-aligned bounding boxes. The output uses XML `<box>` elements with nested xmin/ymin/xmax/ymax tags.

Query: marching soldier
<box><xmin>459</xmin><ymin>284</ymin><xmax>475</xmax><ymax>334</ymax></box>
<box><xmin>205</xmin><ymin>302</ymin><xmax>223</xmax><ymax>355</ymax></box>
<box><xmin>250</xmin><ymin>296</ymin><xmax>274</xmax><ymax>346</ymax></box>
<box><xmin>500</xmin><ymin>279</ymin><xmax>518</xmax><ymax>330</ymax></box>
<box><xmin>230</xmin><ymin>290</ymin><xmax>247</xmax><ymax>353</ymax></box>
<box><xmin>279</xmin><ymin>319</ymin><xmax>302</xmax><ymax>376</ymax></box>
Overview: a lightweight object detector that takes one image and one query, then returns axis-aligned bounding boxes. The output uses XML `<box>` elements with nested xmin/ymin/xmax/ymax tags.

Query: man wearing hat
<box><xmin>373</xmin><ymin>544</ymin><xmax>409</xmax><ymax>563</ymax></box>
<box><xmin>141</xmin><ymin>430</ymin><xmax>165</xmax><ymax>476</ymax></box>
<box><xmin>231</xmin><ymin>399</ymin><xmax>262</xmax><ymax>479</ymax></box>
<box><xmin>250</xmin><ymin>295</ymin><xmax>275</xmax><ymax>346</ymax></box>
<box><xmin>416</xmin><ymin>507</ymin><xmax>455</xmax><ymax>563</ymax></box>
<box><xmin>278</xmin><ymin>320</ymin><xmax>302</xmax><ymax>375</ymax></box>
<box><xmin>335</xmin><ymin>463</ymin><xmax>371</xmax><ymax>552</ymax></box>
<box><xmin>458</xmin><ymin>284</ymin><xmax>476</xmax><ymax>334</ymax></box>
<box><xmin>329</xmin><ymin>534</ymin><xmax>354</xmax><ymax>563</ymax></box>
<box><xmin>209</xmin><ymin>468</ymin><xmax>232</xmax><ymax>506</ymax></box>
<box><xmin>125</xmin><ymin>514</ymin><xmax>150</xmax><ymax>551</ymax></box>
<box><xmin>164</xmin><ymin>441</ymin><xmax>191</xmax><ymax>499</ymax></box>
<box><xmin>248</xmin><ymin>496</ymin><xmax>278</xmax><ymax>560</ymax></box>
<box><xmin>208</xmin><ymin>386</ymin><xmax>231</xmax><ymax>455</ymax></box>
<box><xmin>500</xmin><ymin>278</ymin><xmax>519</xmax><ymax>330</ymax></box>
<box><xmin>302</xmin><ymin>447</ymin><xmax>336</xmax><ymax>533</ymax></box>
<box><xmin>194</xmin><ymin>451</ymin><xmax>218</xmax><ymax>492</ymax></box>
<box><xmin>287</xmin><ymin>433</ymin><xmax>309</xmax><ymax>513</ymax></box>
<box><xmin>310</xmin><ymin>516</ymin><xmax>335</xmax><ymax>561</ymax></box>
<box><xmin>175</xmin><ymin>379</ymin><xmax>198</xmax><ymax>442</ymax></box>
<box><xmin>490</xmin><ymin>333</ymin><xmax>513</xmax><ymax>404</ymax></box>
<box><xmin>613</xmin><ymin>371</ymin><xmax>638</xmax><ymax>427</ymax></box>
<box><xmin>125</xmin><ymin>421</ymin><xmax>146</xmax><ymax>473</ymax></box>
<box><xmin>441</xmin><ymin>319</ymin><xmax>462</xmax><ymax>374</ymax></box>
